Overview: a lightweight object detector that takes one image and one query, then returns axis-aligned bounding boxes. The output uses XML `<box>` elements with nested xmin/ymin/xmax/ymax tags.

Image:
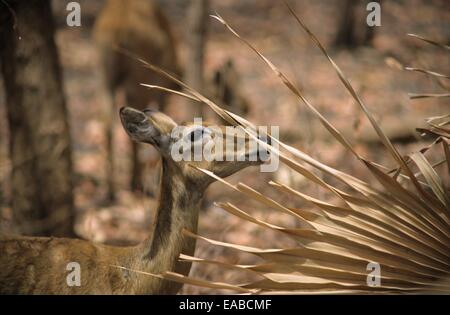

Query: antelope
<box><xmin>93</xmin><ymin>0</ymin><xmax>181</xmax><ymax>200</ymax></box>
<box><xmin>0</xmin><ymin>107</ymin><xmax>269</xmax><ymax>294</ymax></box>
<box><xmin>210</xmin><ymin>59</ymin><xmax>250</xmax><ymax>122</ymax></box>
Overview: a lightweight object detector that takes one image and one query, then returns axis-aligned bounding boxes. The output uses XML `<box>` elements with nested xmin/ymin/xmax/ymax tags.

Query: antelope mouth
<box><xmin>246</xmin><ymin>134</ymin><xmax>272</xmax><ymax>163</ymax></box>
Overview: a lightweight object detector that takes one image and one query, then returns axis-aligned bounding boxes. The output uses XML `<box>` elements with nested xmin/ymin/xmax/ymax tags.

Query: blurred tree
<box><xmin>0</xmin><ymin>0</ymin><xmax>75</xmax><ymax>236</ymax></box>
<box><xmin>184</xmin><ymin>0</ymin><xmax>210</xmax><ymax>117</ymax></box>
<box><xmin>334</xmin><ymin>0</ymin><xmax>380</xmax><ymax>48</ymax></box>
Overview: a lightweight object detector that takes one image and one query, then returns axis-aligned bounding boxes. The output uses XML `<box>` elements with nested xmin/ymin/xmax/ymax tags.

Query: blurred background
<box><xmin>0</xmin><ymin>0</ymin><xmax>448</xmax><ymax>293</ymax></box>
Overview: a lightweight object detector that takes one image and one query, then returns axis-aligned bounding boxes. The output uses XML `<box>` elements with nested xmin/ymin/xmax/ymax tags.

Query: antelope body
<box><xmin>0</xmin><ymin>108</ymin><xmax>267</xmax><ymax>294</ymax></box>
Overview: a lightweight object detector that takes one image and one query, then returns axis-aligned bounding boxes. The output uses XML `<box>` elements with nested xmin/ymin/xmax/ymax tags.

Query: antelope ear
<box><xmin>120</xmin><ymin>107</ymin><xmax>161</xmax><ymax>145</ymax></box>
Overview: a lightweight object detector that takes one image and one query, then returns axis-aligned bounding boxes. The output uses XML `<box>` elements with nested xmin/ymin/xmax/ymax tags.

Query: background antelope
<box><xmin>211</xmin><ymin>59</ymin><xmax>250</xmax><ymax>120</ymax></box>
<box><xmin>93</xmin><ymin>0</ymin><xmax>181</xmax><ymax>200</ymax></box>
<box><xmin>0</xmin><ymin>107</ymin><xmax>268</xmax><ymax>294</ymax></box>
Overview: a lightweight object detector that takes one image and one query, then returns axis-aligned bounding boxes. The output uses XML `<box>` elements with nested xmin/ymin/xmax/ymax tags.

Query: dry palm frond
<box><xmin>407</xmin><ymin>33</ymin><xmax>450</xmax><ymax>51</ymax></box>
<box><xmin>406</xmin><ymin>33</ymin><xmax>450</xmax><ymax>99</ymax></box>
<box><xmin>123</xmin><ymin>4</ymin><xmax>450</xmax><ymax>294</ymax></box>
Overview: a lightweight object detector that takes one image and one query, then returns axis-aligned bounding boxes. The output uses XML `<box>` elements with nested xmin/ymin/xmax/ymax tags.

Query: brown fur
<box><xmin>0</xmin><ymin>108</ymin><xmax>267</xmax><ymax>294</ymax></box>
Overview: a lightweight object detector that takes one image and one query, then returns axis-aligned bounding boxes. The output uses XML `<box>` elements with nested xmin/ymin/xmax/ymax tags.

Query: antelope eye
<box><xmin>187</xmin><ymin>128</ymin><xmax>203</xmax><ymax>143</ymax></box>
<box><xmin>186</xmin><ymin>127</ymin><xmax>211</xmax><ymax>143</ymax></box>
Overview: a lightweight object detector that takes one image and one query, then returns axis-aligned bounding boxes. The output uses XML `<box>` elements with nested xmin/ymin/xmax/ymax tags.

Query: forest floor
<box><xmin>0</xmin><ymin>0</ymin><xmax>448</xmax><ymax>294</ymax></box>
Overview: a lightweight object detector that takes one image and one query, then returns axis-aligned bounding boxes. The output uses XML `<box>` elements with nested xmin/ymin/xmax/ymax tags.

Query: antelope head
<box><xmin>119</xmin><ymin>107</ymin><xmax>270</xmax><ymax>190</ymax></box>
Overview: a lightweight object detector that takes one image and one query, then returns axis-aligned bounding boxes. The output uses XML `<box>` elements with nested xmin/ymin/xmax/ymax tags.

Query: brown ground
<box><xmin>0</xmin><ymin>0</ymin><xmax>448</xmax><ymax>294</ymax></box>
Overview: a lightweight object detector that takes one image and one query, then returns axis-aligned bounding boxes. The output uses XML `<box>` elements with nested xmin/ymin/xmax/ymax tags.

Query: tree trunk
<box><xmin>0</xmin><ymin>0</ymin><xmax>74</xmax><ymax>237</ymax></box>
<box><xmin>334</xmin><ymin>0</ymin><xmax>378</xmax><ymax>48</ymax></box>
<box><xmin>184</xmin><ymin>0</ymin><xmax>209</xmax><ymax>118</ymax></box>
<box><xmin>334</xmin><ymin>0</ymin><xmax>358</xmax><ymax>48</ymax></box>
